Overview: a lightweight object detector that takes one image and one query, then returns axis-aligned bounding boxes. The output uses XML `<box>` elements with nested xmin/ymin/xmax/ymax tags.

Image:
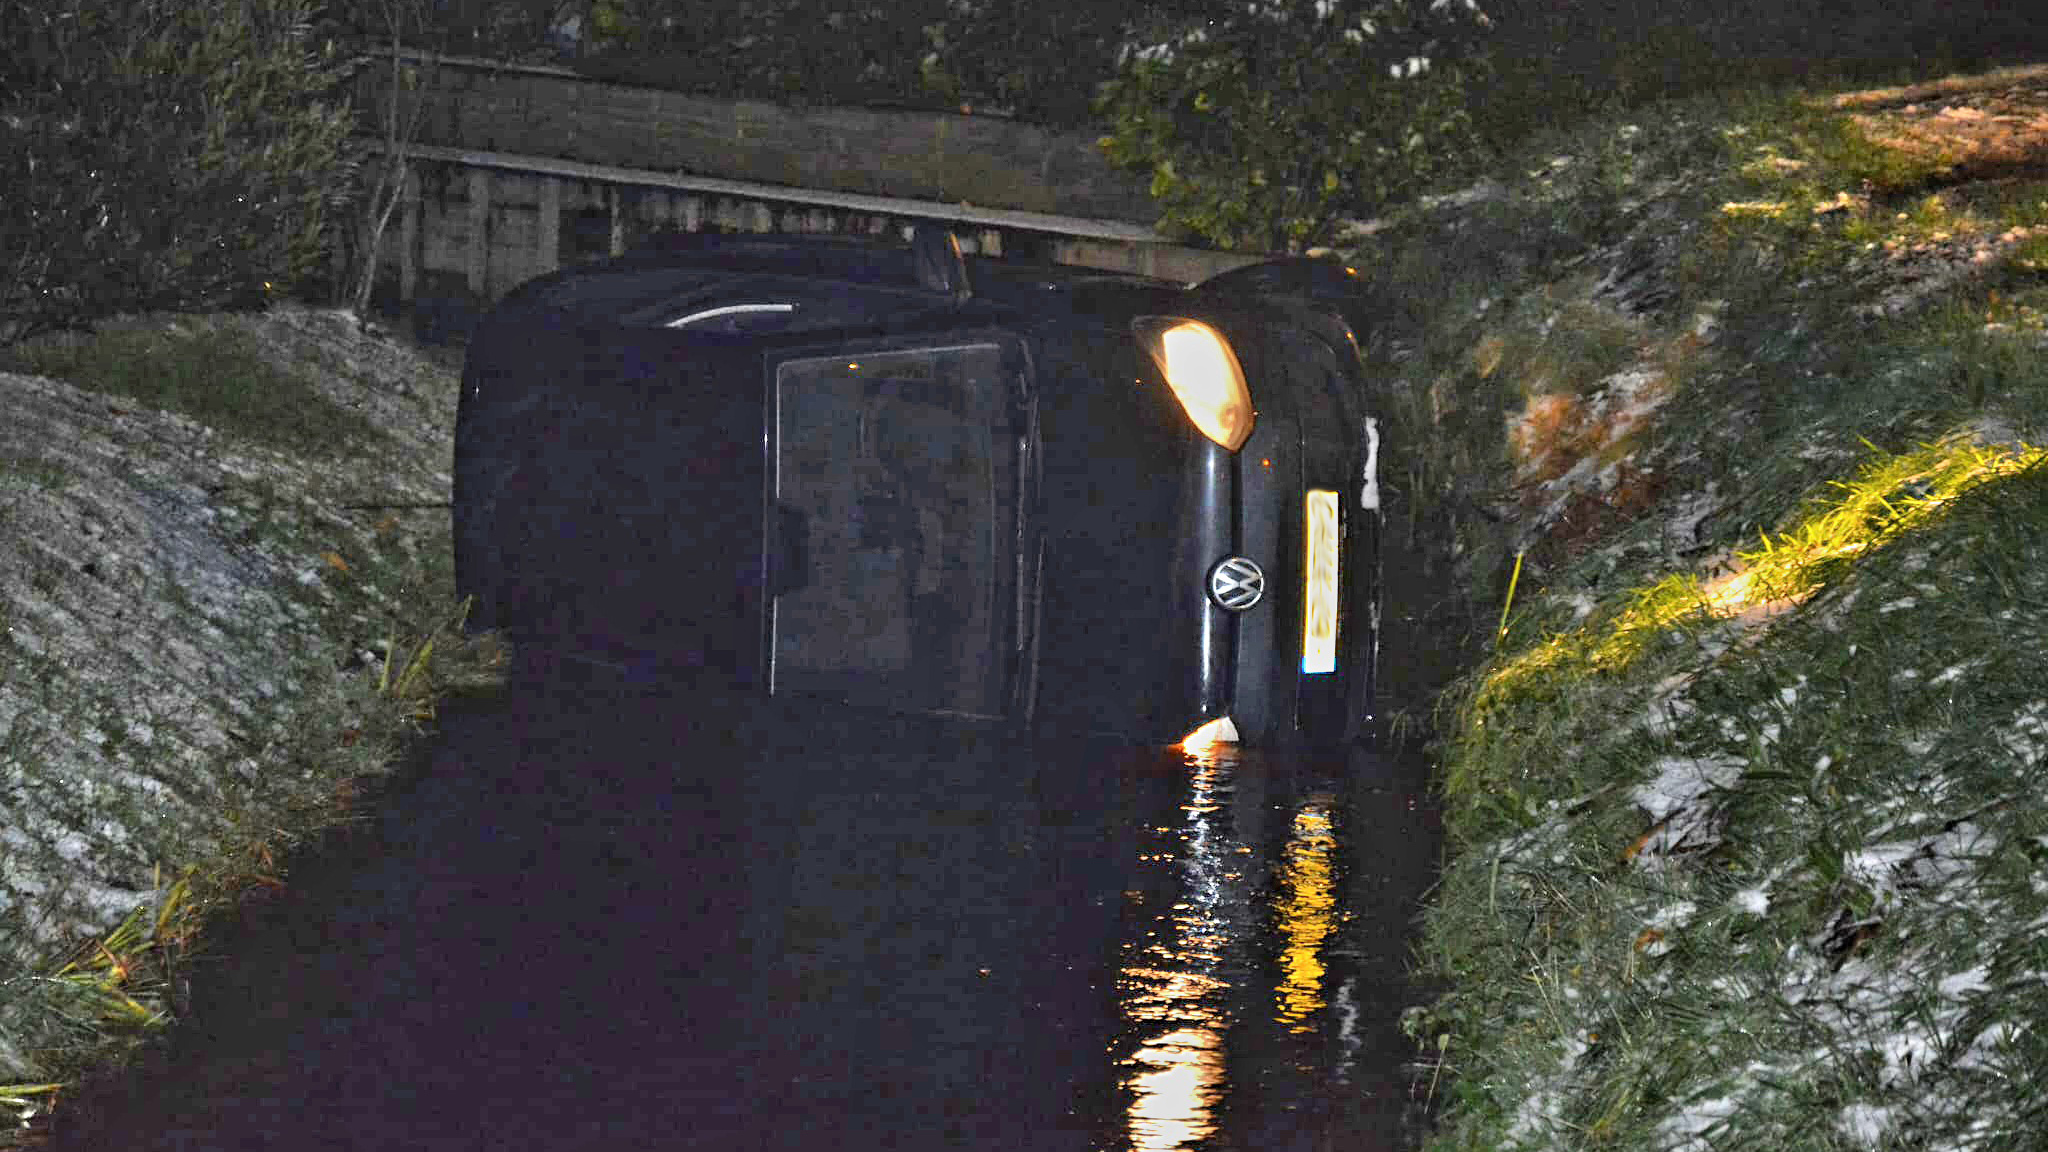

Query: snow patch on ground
<box><xmin>1662</xmin><ymin>483</ymin><xmax>1721</xmax><ymax>549</ymax></box>
<box><xmin>1505</xmin><ymin>1029</ymin><xmax>1592</xmax><ymax>1146</ymax></box>
<box><xmin>1634</xmin><ymin>756</ymin><xmax>1743</xmax><ymax>819</ymax></box>
<box><xmin>1838</xmin><ymin>1102</ymin><xmax>1896</xmax><ymax>1147</ymax></box>
<box><xmin>1631</xmin><ymin>755</ymin><xmax>1742</xmax><ymax>865</ymax></box>
<box><xmin>1998</xmin><ymin>702</ymin><xmax>2048</xmax><ymax>767</ymax></box>
<box><xmin>1842</xmin><ymin>821</ymin><xmax>1994</xmax><ymax>913</ymax></box>
<box><xmin>1654</xmin><ymin>1091</ymin><xmax>1740</xmax><ymax>1151</ymax></box>
<box><xmin>1634</xmin><ymin>672</ymin><xmax>1698</xmax><ymax>737</ymax></box>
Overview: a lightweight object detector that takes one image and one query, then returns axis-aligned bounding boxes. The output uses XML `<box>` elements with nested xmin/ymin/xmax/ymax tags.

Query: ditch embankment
<box><xmin>3</xmin><ymin>60</ymin><xmax>2047</xmax><ymax>1152</ymax></box>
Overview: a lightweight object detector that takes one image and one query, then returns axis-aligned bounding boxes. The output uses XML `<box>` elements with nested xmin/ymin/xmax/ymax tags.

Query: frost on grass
<box><xmin>1371</xmin><ymin>66</ymin><xmax>2048</xmax><ymax>1152</ymax></box>
<box><xmin>1422</xmin><ymin>441</ymin><xmax>2048</xmax><ymax>1151</ymax></box>
<box><xmin>1504</xmin><ymin>1028</ymin><xmax>1594</xmax><ymax>1147</ymax></box>
<box><xmin>1432</xmin><ymin>534</ymin><xmax>2048</xmax><ymax>1150</ymax></box>
<box><xmin>0</xmin><ymin>307</ymin><xmax>461</xmax><ymax>1086</ymax></box>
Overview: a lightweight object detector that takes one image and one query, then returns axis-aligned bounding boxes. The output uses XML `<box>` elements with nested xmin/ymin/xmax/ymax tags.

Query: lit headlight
<box><xmin>1134</xmin><ymin>318</ymin><xmax>1255</xmax><ymax>452</ymax></box>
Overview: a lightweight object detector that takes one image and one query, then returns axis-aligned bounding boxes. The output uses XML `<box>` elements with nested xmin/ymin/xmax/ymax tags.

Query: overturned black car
<box><xmin>454</xmin><ymin>227</ymin><xmax>1383</xmax><ymax>747</ymax></box>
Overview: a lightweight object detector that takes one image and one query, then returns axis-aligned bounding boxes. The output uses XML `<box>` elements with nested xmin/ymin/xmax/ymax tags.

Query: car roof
<box><xmin>493</xmin><ymin>231</ymin><xmax>1363</xmax><ymax>343</ymax></box>
<box><xmin>632</xmin><ymin>230</ymin><xmax>1177</xmax><ymax>290</ymax></box>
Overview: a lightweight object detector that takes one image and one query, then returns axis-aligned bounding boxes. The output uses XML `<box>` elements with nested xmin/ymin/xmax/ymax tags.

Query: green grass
<box><xmin>1345</xmin><ymin>63</ymin><xmax>2048</xmax><ymax>1152</ymax></box>
<box><xmin>0</xmin><ymin>318</ymin><xmax>380</xmax><ymax>459</ymax></box>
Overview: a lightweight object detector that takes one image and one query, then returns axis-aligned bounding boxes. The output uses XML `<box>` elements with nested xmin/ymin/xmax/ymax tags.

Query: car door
<box><xmin>763</xmin><ymin>331</ymin><xmax>1031</xmax><ymax>719</ymax></box>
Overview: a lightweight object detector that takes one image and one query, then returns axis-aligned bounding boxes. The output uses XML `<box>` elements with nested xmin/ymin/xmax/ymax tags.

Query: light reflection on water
<box><xmin>1117</xmin><ymin>742</ymin><xmax>1345</xmax><ymax>1151</ymax></box>
<box><xmin>1119</xmin><ymin>742</ymin><xmax>1236</xmax><ymax>1151</ymax></box>
<box><xmin>1275</xmin><ymin>797</ymin><xmax>1338</xmax><ymax>1034</ymax></box>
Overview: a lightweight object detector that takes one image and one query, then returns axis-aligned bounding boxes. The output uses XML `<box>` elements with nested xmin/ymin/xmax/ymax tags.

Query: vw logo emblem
<box><xmin>1208</xmin><ymin>556</ymin><xmax>1266</xmax><ymax>612</ymax></box>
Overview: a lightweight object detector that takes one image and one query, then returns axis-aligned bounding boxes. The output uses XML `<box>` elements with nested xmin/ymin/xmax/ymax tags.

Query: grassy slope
<box><xmin>1346</xmin><ymin>69</ymin><xmax>2048</xmax><ymax>1150</ymax></box>
<box><xmin>7</xmin><ymin>63</ymin><xmax>2048</xmax><ymax>1150</ymax></box>
<box><xmin>0</xmin><ymin>311</ymin><xmax>502</xmax><ymax>1141</ymax></box>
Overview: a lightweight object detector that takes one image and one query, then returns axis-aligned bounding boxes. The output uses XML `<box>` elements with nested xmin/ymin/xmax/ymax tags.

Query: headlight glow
<box><xmin>1135</xmin><ymin>318</ymin><xmax>1255</xmax><ymax>452</ymax></box>
<box><xmin>1179</xmin><ymin>716</ymin><xmax>1240</xmax><ymax>752</ymax></box>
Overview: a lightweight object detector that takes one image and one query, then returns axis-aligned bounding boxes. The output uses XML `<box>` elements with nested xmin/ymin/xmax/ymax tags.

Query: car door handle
<box><xmin>771</xmin><ymin>501</ymin><xmax>809</xmax><ymax>595</ymax></box>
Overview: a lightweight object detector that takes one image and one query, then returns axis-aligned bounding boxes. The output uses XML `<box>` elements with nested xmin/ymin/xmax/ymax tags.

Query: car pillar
<box><xmin>1186</xmin><ymin>438</ymin><xmax>1234</xmax><ymax>727</ymax></box>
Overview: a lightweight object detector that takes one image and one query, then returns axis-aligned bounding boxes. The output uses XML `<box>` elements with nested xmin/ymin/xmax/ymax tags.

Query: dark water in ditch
<box><xmin>40</xmin><ymin>661</ymin><xmax>1442</xmax><ymax>1152</ymax></box>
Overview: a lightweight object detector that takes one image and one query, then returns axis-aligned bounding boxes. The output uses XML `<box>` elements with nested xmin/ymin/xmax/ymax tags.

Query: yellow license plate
<box><xmin>1302</xmin><ymin>490</ymin><xmax>1340</xmax><ymax>674</ymax></box>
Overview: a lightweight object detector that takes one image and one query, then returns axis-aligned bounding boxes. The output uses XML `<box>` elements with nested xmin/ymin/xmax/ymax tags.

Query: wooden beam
<box><xmin>537</xmin><ymin>176</ymin><xmax>561</xmax><ymax>274</ymax></box>
<box><xmin>465</xmin><ymin>167</ymin><xmax>489</xmax><ymax>296</ymax></box>
<box><xmin>368</xmin><ymin>140</ymin><xmax>1168</xmax><ymax>244</ymax></box>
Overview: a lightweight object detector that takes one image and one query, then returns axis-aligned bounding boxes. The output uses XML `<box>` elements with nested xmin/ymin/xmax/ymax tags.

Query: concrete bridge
<box><xmin>354</xmin><ymin>50</ymin><xmax>1263</xmax><ymax>326</ymax></box>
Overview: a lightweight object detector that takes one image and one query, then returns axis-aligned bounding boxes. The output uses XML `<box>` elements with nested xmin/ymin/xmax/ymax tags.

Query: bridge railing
<box><xmin>361</xmin><ymin>139</ymin><xmax>1264</xmax><ymax>319</ymax></box>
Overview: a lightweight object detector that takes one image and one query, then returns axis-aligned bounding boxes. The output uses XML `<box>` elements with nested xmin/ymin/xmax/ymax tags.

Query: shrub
<box><xmin>566</xmin><ymin>1</ymin><xmax>1208</xmax><ymax>125</ymax></box>
<box><xmin>1467</xmin><ymin>0</ymin><xmax>2048</xmax><ymax>155</ymax></box>
<box><xmin>571</xmin><ymin>0</ymin><xmax>944</xmax><ymax>107</ymax></box>
<box><xmin>1094</xmin><ymin>0</ymin><xmax>1491</xmax><ymax>253</ymax></box>
<box><xmin>0</xmin><ymin>0</ymin><xmax>356</xmax><ymax>346</ymax></box>
<box><xmin>916</xmin><ymin>0</ymin><xmax>1165</xmax><ymax>124</ymax></box>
